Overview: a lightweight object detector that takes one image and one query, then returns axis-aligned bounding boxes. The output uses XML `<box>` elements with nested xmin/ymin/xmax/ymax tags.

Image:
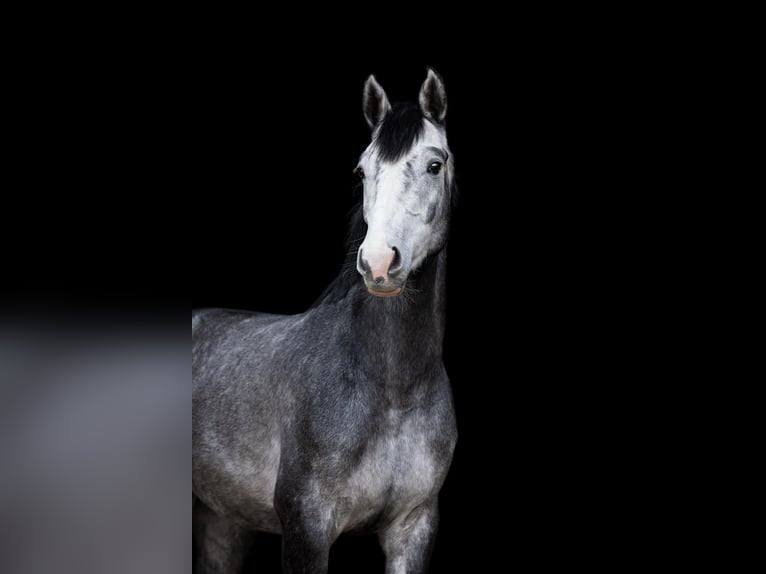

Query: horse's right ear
<box><xmin>419</xmin><ymin>68</ymin><xmax>447</xmax><ymax>124</ymax></box>
<box><xmin>363</xmin><ymin>75</ymin><xmax>391</xmax><ymax>129</ymax></box>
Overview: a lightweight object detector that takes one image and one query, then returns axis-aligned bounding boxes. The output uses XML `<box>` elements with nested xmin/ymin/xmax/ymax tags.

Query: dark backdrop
<box><xmin>0</xmin><ymin>22</ymin><xmax>676</xmax><ymax>572</ymax></box>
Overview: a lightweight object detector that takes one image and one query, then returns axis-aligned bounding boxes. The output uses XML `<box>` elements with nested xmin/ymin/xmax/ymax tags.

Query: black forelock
<box><xmin>374</xmin><ymin>103</ymin><xmax>426</xmax><ymax>163</ymax></box>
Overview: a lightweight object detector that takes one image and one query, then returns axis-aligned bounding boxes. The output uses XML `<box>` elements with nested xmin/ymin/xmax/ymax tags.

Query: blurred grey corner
<box><xmin>0</xmin><ymin>317</ymin><xmax>189</xmax><ymax>574</ymax></box>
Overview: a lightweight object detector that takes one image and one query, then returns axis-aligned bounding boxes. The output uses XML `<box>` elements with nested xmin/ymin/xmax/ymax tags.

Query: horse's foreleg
<box><xmin>193</xmin><ymin>497</ymin><xmax>253</xmax><ymax>574</ymax></box>
<box><xmin>275</xmin><ymin>489</ymin><xmax>333</xmax><ymax>574</ymax></box>
<box><xmin>280</xmin><ymin>525</ymin><xmax>330</xmax><ymax>574</ymax></box>
<box><xmin>379</xmin><ymin>499</ymin><xmax>439</xmax><ymax>574</ymax></box>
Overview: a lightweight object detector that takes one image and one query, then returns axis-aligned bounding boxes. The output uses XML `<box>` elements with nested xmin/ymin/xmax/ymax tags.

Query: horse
<box><xmin>193</xmin><ymin>69</ymin><xmax>458</xmax><ymax>574</ymax></box>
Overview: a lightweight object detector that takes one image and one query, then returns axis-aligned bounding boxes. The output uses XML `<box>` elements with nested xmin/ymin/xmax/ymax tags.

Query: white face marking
<box><xmin>357</xmin><ymin>120</ymin><xmax>452</xmax><ymax>289</ymax></box>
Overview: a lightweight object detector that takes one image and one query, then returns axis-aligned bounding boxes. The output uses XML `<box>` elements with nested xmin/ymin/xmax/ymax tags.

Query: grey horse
<box><xmin>193</xmin><ymin>69</ymin><xmax>457</xmax><ymax>574</ymax></box>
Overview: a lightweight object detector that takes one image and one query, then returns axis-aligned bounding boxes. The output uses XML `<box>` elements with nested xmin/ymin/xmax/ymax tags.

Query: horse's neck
<box><xmin>354</xmin><ymin>249</ymin><xmax>448</xmax><ymax>388</ymax></box>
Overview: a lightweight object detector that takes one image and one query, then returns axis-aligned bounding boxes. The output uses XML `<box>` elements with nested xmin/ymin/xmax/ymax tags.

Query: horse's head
<box><xmin>355</xmin><ymin>69</ymin><xmax>453</xmax><ymax>297</ymax></box>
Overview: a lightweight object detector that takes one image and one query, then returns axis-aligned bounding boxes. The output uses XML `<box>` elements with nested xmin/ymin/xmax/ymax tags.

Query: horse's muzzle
<box><xmin>358</xmin><ymin>246</ymin><xmax>405</xmax><ymax>296</ymax></box>
<box><xmin>367</xmin><ymin>286</ymin><xmax>402</xmax><ymax>297</ymax></box>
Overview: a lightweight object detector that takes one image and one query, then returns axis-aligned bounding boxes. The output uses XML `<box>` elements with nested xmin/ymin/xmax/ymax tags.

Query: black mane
<box><xmin>310</xmin><ymin>202</ymin><xmax>367</xmax><ymax>308</ymax></box>
<box><xmin>375</xmin><ymin>103</ymin><xmax>425</xmax><ymax>163</ymax></box>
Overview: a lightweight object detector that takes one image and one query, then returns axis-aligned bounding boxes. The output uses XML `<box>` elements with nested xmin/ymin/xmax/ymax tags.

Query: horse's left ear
<box><xmin>419</xmin><ymin>68</ymin><xmax>447</xmax><ymax>124</ymax></box>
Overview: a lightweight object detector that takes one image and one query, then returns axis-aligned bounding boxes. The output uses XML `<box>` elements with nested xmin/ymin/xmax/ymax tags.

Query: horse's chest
<box><xmin>337</xmin><ymin>416</ymin><xmax>443</xmax><ymax>529</ymax></box>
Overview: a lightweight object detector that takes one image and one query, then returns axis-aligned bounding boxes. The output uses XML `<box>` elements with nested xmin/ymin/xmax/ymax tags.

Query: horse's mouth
<box><xmin>367</xmin><ymin>287</ymin><xmax>402</xmax><ymax>297</ymax></box>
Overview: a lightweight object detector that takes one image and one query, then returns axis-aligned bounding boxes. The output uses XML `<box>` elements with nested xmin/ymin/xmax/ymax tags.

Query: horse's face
<box><xmin>355</xmin><ymin>70</ymin><xmax>452</xmax><ymax>297</ymax></box>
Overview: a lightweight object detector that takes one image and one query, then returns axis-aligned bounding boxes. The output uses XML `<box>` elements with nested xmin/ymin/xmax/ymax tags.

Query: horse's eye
<box><xmin>354</xmin><ymin>167</ymin><xmax>365</xmax><ymax>180</ymax></box>
<box><xmin>427</xmin><ymin>161</ymin><xmax>442</xmax><ymax>175</ymax></box>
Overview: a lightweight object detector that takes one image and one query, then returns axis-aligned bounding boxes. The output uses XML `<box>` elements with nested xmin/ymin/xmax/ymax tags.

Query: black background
<box><xmin>0</xmin><ymin>19</ymin><xmax>695</xmax><ymax>572</ymax></box>
<box><xmin>189</xmin><ymin>50</ymin><xmax>664</xmax><ymax>570</ymax></box>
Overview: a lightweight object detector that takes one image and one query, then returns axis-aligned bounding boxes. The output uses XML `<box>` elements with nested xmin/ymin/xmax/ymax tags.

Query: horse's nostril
<box><xmin>358</xmin><ymin>249</ymin><xmax>371</xmax><ymax>275</ymax></box>
<box><xmin>389</xmin><ymin>247</ymin><xmax>402</xmax><ymax>275</ymax></box>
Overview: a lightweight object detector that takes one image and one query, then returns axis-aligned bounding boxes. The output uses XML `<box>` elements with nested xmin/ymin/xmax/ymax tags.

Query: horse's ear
<box><xmin>363</xmin><ymin>75</ymin><xmax>391</xmax><ymax>129</ymax></box>
<box><xmin>419</xmin><ymin>68</ymin><xmax>447</xmax><ymax>124</ymax></box>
